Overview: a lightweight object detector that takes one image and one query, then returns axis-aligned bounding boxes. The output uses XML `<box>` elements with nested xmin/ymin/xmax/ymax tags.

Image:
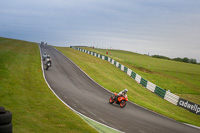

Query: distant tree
<box><xmin>182</xmin><ymin>57</ymin><xmax>189</xmax><ymax>63</ymax></box>
<box><xmin>173</xmin><ymin>57</ymin><xmax>182</xmax><ymax>62</ymax></box>
<box><xmin>151</xmin><ymin>54</ymin><xmax>199</xmax><ymax>64</ymax></box>
<box><xmin>151</xmin><ymin>55</ymin><xmax>170</xmax><ymax>60</ymax></box>
<box><xmin>189</xmin><ymin>58</ymin><xmax>197</xmax><ymax>64</ymax></box>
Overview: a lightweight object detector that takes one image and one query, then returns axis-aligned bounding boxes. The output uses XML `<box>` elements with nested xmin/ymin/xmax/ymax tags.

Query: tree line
<box><xmin>151</xmin><ymin>55</ymin><xmax>199</xmax><ymax>65</ymax></box>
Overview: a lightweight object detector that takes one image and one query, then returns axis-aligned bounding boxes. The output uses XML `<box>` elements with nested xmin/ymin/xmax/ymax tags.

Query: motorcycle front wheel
<box><xmin>120</xmin><ymin>100</ymin><xmax>126</xmax><ymax>108</ymax></box>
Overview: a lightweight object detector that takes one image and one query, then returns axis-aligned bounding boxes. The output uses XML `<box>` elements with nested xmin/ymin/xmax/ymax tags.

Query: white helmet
<box><xmin>124</xmin><ymin>89</ymin><xmax>128</xmax><ymax>92</ymax></box>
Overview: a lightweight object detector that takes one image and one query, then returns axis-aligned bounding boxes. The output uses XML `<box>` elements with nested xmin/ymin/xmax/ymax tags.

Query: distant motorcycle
<box><xmin>109</xmin><ymin>93</ymin><xmax>128</xmax><ymax>108</ymax></box>
<box><xmin>45</xmin><ymin>58</ymin><xmax>51</xmax><ymax>70</ymax></box>
<box><xmin>46</xmin><ymin>62</ymin><xmax>51</xmax><ymax>70</ymax></box>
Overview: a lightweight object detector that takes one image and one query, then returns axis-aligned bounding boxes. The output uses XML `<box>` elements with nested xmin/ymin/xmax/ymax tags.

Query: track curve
<box><xmin>40</xmin><ymin>45</ymin><xmax>199</xmax><ymax>133</ymax></box>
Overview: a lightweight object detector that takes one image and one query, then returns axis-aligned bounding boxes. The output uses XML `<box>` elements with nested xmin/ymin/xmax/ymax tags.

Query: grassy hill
<box><xmin>56</xmin><ymin>46</ymin><xmax>200</xmax><ymax>127</ymax></box>
<box><xmin>82</xmin><ymin>47</ymin><xmax>200</xmax><ymax>105</ymax></box>
<box><xmin>0</xmin><ymin>37</ymin><xmax>97</xmax><ymax>133</ymax></box>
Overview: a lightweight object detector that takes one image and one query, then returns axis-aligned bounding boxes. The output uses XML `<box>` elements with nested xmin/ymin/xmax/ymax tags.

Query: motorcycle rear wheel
<box><xmin>109</xmin><ymin>97</ymin><xmax>114</xmax><ymax>104</ymax></box>
<box><xmin>46</xmin><ymin>65</ymin><xmax>49</xmax><ymax>70</ymax></box>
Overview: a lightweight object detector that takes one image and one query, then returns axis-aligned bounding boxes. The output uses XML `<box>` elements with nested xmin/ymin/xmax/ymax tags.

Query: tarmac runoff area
<box><xmin>40</xmin><ymin>45</ymin><xmax>200</xmax><ymax>133</ymax></box>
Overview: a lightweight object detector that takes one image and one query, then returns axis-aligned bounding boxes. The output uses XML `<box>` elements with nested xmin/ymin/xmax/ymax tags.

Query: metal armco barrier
<box><xmin>146</xmin><ymin>81</ymin><xmax>156</xmax><ymax>92</ymax></box>
<box><xmin>164</xmin><ymin>91</ymin><xmax>179</xmax><ymax>105</ymax></box>
<box><xmin>140</xmin><ymin>78</ymin><xmax>148</xmax><ymax>88</ymax></box>
<box><xmin>154</xmin><ymin>86</ymin><xmax>166</xmax><ymax>99</ymax></box>
<box><xmin>71</xmin><ymin>46</ymin><xmax>200</xmax><ymax>115</ymax></box>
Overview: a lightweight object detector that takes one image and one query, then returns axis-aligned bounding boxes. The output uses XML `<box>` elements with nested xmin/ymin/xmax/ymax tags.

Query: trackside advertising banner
<box><xmin>178</xmin><ymin>98</ymin><xmax>200</xmax><ymax>115</ymax></box>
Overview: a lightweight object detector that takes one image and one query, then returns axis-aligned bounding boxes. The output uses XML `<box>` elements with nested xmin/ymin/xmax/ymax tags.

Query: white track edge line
<box><xmin>184</xmin><ymin>123</ymin><xmax>200</xmax><ymax>130</ymax></box>
<box><xmin>39</xmin><ymin>45</ymin><xmax>124</xmax><ymax>133</ymax></box>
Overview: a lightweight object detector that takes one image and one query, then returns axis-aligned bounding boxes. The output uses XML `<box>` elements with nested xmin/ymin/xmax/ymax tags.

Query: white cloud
<box><xmin>0</xmin><ymin>0</ymin><xmax>200</xmax><ymax>61</ymax></box>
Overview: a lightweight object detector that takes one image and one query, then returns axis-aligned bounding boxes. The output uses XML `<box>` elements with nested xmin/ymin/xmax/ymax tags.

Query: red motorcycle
<box><xmin>109</xmin><ymin>93</ymin><xmax>128</xmax><ymax>108</ymax></box>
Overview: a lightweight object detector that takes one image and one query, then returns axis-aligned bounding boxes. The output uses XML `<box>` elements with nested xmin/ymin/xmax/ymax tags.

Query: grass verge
<box><xmin>82</xmin><ymin>48</ymin><xmax>200</xmax><ymax>104</ymax></box>
<box><xmin>78</xmin><ymin>114</ymin><xmax>121</xmax><ymax>133</ymax></box>
<box><xmin>0</xmin><ymin>37</ymin><xmax>98</xmax><ymax>133</ymax></box>
<box><xmin>55</xmin><ymin>46</ymin><xmax>200</xmax><ymax>127</ymax></box>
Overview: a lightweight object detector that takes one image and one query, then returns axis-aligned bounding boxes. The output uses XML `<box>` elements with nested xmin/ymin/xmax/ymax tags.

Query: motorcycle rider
<box><xmin>115</xmin><ymin>89</ymin><xmax>128</xmax><ymax>101</ymax></box>
<box><xmin>43</xmin><ymin>52</ymin><xmax>47</xmax><ymax>61</ymax></box>
<box><xmin>46</xmin><ymin>55</ymin><xmax>52</xmax><ymax>67</ymax></box>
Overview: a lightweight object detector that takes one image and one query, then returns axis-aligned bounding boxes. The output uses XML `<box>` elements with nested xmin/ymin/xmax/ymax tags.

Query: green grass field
<box><xmin>0</xmin><ymin>37</ymin><xmax>98</xmax><ymax>133</ymax></box>
<box><xmin>56</xmin><ymin>46</ymin><xmax>200</xmax><ymax>127</ymax></box>
<box><xmin>81</xmin><ymin>48</ymin><xmax>200</xmax><ymax>105</ymax></box>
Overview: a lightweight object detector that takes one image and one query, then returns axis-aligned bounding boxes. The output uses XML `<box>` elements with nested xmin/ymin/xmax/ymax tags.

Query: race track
<box><xmin>40</xmin><ymin>45</ymin><xmax>199</xmax><ymax>133</ymax></box>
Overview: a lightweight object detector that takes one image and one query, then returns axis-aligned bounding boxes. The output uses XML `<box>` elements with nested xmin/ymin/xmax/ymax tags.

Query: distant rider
<box><xmin>43</xmin><ymin>52</ymin><xmax>47</xmax><ymax>61</ymax></box>
<box><xmin>115</xmin><ymin>89</ymin><xmax>128</xmax><ymax>101</ymax></box>
<box><xmin>46</xmin><ymin>55</ymin><xmax>52</xmax><ymax>67</ymax></box>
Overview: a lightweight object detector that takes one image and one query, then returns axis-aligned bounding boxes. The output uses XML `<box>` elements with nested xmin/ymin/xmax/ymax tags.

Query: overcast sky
<box><xmin>0</xmin><ymin>0</ymin><xmax>200</xmax><ymax>62</ymax></box>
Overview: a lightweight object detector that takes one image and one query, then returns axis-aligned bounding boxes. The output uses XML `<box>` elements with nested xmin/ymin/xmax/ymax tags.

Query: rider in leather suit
<box><xmin>115</xmin><ymin>89</ymin><xmax>128</xmax><ymax>101</ymax></box>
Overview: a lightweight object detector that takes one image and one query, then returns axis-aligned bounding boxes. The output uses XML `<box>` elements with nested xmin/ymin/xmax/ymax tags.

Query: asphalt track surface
<box><xmin>40</xmin><ymin>45</ymin><xmax>199</xmax><ymax>133</ymax></box>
